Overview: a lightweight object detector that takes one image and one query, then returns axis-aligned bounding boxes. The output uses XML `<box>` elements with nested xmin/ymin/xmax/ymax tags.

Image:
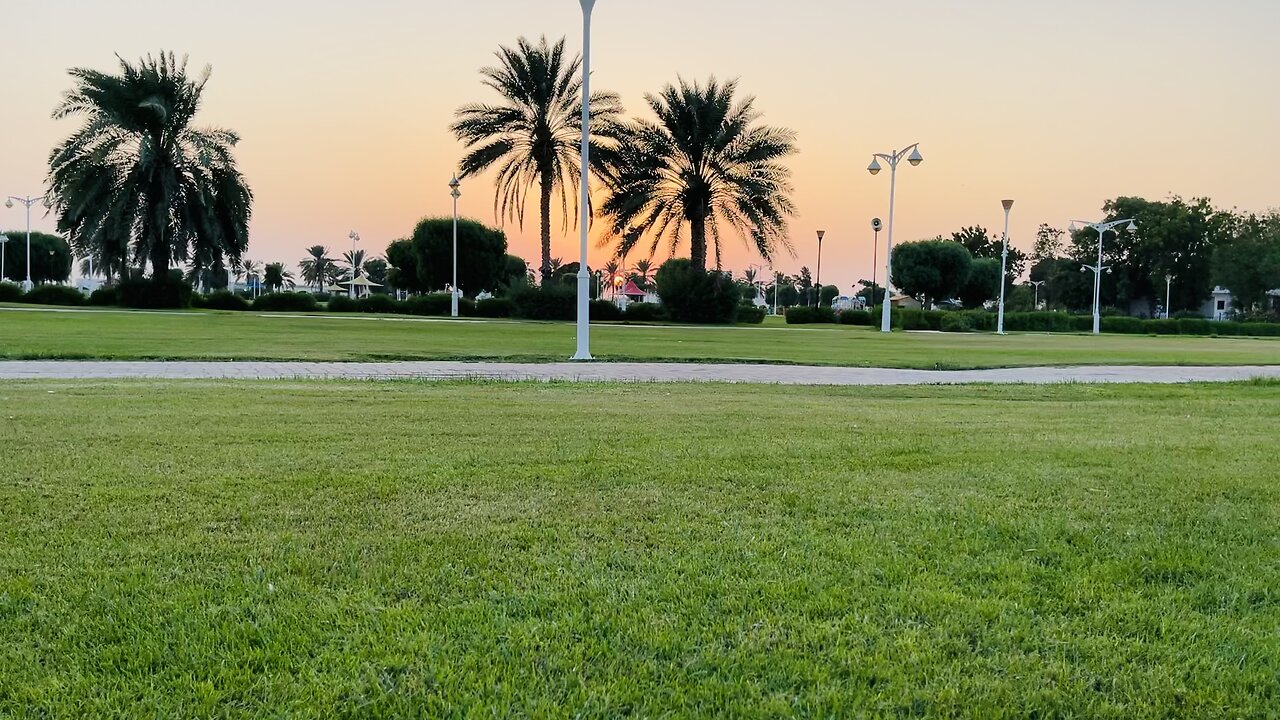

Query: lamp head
<box><xmin>817</xmin><ymin>230</ymin><xmax>826</xmax><ymax>242</ymax></box>
<box><xmin>4</xmin><ymin>199</ymin><xmax>11</xmax><ymax>209</ymax></box>
<box><xmin>871</xmin><ymin>217</ymin><xmax>883</xmax><ymax>232</ymax></box>
<box><xmin>0</xmin><ymin>234</ymin><xmax>7</xmax><ymax>243</ymax></box>
<box><xmin>1069</xmin><ymin>222</ymin><xmax>1077</xmax><ymax>233</ymax></box>
<box><xmin>1126</xmin><ymin>221</ymin><xmax>1138</xmax><ymax>233</ymax></box>
<box><xmin>1002</xmin><ymin>199</ymin><xmax>1014</xmax><ymax>212</ymax></box>
<box><xmin>907</xmin><ymin>147</ymin><xmax>924</xmax><ymax>166</ymax></box>
<box><xmin>867</xmin><ymin>158</ymin><xmax>882</xmax><ymax>176</ymax></box>
<box><xmin>449</xmin><ymin>176</ymin><xmax>460</xmax><ymax>190</ymax></box>
<box><xmin>349</xmin><ymin>231</ymin><xmax>359</xmax><ymax>242</ymax></box>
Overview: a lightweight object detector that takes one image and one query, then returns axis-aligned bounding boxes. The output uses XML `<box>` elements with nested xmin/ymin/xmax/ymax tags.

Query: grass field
<box><xmin>2</xmin><ymin>305</ymin><xmax>1278</xmax><ymax>369</ymax></box>
<box><xmin>1</xmin><ymin>380</ymin><xmax>1277</xmax><ymax>716</ymax></box>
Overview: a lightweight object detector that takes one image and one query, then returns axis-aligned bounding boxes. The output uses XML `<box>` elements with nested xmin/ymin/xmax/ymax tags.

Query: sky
<box><xmin>3</xmin><ymin>0</ymin><xmax>1278</xmax><ymax>290</ymax></box>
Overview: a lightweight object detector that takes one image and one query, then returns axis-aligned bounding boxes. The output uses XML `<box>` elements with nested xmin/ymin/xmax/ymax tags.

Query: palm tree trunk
<box><xmin>539</xmin><ymin>169</ymin><xmax>553</xmax><ymax>285</ymax></box>
<box><xmin>149</xmin><ymin>238</ymin><xmax>169</xmax><ymax>279</ymax></box>
<box><xmin>690</xmin><ymin>213</ymin><xmax>708</xmax><ymax>273</ymax></box>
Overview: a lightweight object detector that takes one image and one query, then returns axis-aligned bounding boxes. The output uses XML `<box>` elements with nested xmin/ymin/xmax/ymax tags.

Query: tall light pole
<box><xmin>868</xmin><ymin>144</ymin><xmax>923</xmax><ymax>332</ymax></box>
<box><xmin>571</xmin><ymin>0</ymin><xmax>597</xmax><ymax>360</ymax></box>
<box><xmin>348</xmin><ymin>231</ymin><xmax>360</xmax><ymax>300</ymax></box>
<box><xmin>814</xmin><ymin>230</ymin><xmax>825</xmax><ymax>307</ymax></box>
<box><xmin>997</xmin><ymin>199</ymin><xmax>1014</xmax><ymax>335</ymax></box>
<box><xmin>0</xmin><ymin>234</ymin><xmax>7</xmax><ymax>283</ymax></box>
<box><xmin>1070</xmin><ymin>217</ymin><xmax>1137</xmax><ymax>334</ymax></box>
<box><xmin>1030</xmin><ymin>280</ymin><xmax>1046</xmax><ymax>309</ymax></box>
<box><xmin>6</xmin><ymin>194</ymin><xmax>49</xmax><ymax>292</ymax></box>
<box><xmin>1164</xmin><ymin>273</ymin><xmax>1173</xmax><ymax>319</ymax></box>
<box><xmin>772</xmin><ymin>269</ymin><xmax>780</xmax><ymax>317</ymax></box>
<box><xmin>449</xmin><ymin>176</ymin><xmax>461</xmax><ymax>317</ymax></box>
<box><xmin>870</xmin><ymin>217</ymin><xmax>881</xmax><ymax>312</ymax></box>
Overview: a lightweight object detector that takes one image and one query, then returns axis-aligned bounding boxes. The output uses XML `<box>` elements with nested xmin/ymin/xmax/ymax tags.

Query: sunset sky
<box><xmin>3</xmin><ymin>0</ymin><xmax>1278</xmax><ymax>290</ymax></box>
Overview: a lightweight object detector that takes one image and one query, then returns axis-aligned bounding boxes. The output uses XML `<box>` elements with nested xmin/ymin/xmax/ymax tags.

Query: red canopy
<box><xmin>621</xmin><ymin>280</ymin><xmax>646</xmax><ymax>297</ymax></box>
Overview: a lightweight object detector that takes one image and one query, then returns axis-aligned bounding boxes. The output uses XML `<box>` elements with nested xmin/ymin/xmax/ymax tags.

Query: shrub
<box><xmin>510</xmin><ymin>284</ymin><xmax>575</xmax><ymax>321</ymax></box>
<box><xmin>896</xmin><ymin>308</ymin><xmax>943</xmax><ymax>331</ymax></box>
<box><xmin>1100</xmin><ymin>316</ymin><xmax>1144</xmax><ymax>334</ymax></box>
<box><xmin>1172</xmin><ymin>310</ymin><xmax>1203</xmax><ymax>320</ymax></box>
<box><xmin>404</xmin><ymin>293</ymin><xmax>455</xmax><ymax>317</ymax></box>
<box><xmin>252</xmin><ymin>292</ymin><xmax>318</xmax><ymax>312</ymax></box>
<box><xmin>590</xmin><ymin>299</ymin><xmax>623</xmax><ymax>321</ymax></box>
<box><xmin>1176</xmin><ymin>318</ymin><xmax>1213</xmax><ymax>336</ymax></box>
<box><xmin>1143</xmin><ymin>319</ymin><xmax>1179</xmax><ymax>335</ymax></box>
<box><xmin>1003</xmin><ymin>311</ymin><xmax>1078</xmax><ymax>333</ymax></box>
<box><xmin>202</xmin><ymin>290</ymin><xmax>251</xmax><ymax>311</ymax></box>
<box><xmin>327</xmin><ymin>295</ymin><xmax>359</xmax><ymax>313</ymax></box>
<box><xmin>736</xmin><ymin>303</ymin><xmax>767</xmax><ymax>324</ymax></box>
<box><xmin>786</xmin><ymin>306</ymin><xmax>837</xmax><ymax>324</ymax></box>
<box><xmin>838</xmin><ymin>309</ymin><xmax>874</xmax><ymax>326</ymax></box>
<box><xmin>0</xmin><ymin>282</ymin><xmax>24</xmax><ymax>302</ymax></box>
<box><xmin>623</xmin><ymin>302</ymin><xmax>666</xmax><ymax>322</ymax></box>
<box><xmin>1213</xmin><ymin>321</ymin><xmax>1243</xmax><ymax>337</ymax></box>
<box><xmin>1238</xmin><ymin>322</ymin><xmax>1280</xmax><ymax>337</ymax></box>
<box><xmin>357</xmin><ymin>294</ymin><xmax>398</xmax><ymax>314</ymax></box>
<box><xmin>88</xmin><ymin>286</ymin><xmax>120</xmax><ymax>307</ymax></box>
<box><xmin>474</xmin><ymin>297</ymin><xmax>515</xmax><ymax>318</ymax></box>
<box><xmin>961</xmin><ymin>310</ymin><xmax>997</xmax><ymax>331</ymax></box>
<box><xmin>940</xmin><ymin>313</ymin><xmax>973</xmax><ymax>333</ymax></box>
<box><xmin>19</xmin><ymin>284</ymin><xmax>85</xmax><ymax>306</ymax></box>
<box><xmin>118</xmin><ymin>275</ymin><xmax>193</xmax><ymax>309</ymax></box>
<box><xmin>654</xmin><ymin>259</ymin><xmax>738</xmax><ymax>324</ymax></box>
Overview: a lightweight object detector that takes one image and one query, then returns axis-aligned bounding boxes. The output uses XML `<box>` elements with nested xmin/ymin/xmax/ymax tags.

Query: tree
<box><xmin>240</xmin><ymin>259</ymin><xmax>261</xmax><ymax>293</ymax></box>
<box><xmin>384</xmin><ymin>239</ymin><xmax>421</xmax><ymax>293</ymax></box>
<box><xmin>47</xmin><ymin>52</ymin><xmax>252</xmax><ymax>278</ymax></box>
<box><xmin>1212</xmin><ymin>211</ymin><xmax>1280</xmax><ymax>315</ymax></box>
<box><xmin>263</xmin><ymin>262</ymin><xmax>295</xmax><ymax>292</ymax></box>
<box><xmin>600</xmin><ymin>78</ymin><xmax>797</xmax><ymax>272</ymax></box>
<box><xmin>891</xmin><ymin>240</ymin><xmax>973</xmax><ymax>308</ymax></box>
<box><xmin>362</xmin><ymin>258</ymin><xmax>388</xmax><ymax>291</ymax></box>
<box><xmin>654</xmin><ymin>258</ymin><xmax>738</xmax><ymax>323</ymax></box>
<box><xmin>407</xmin><ymin>217</ymin><xmax>509</xmax><ymax>295</ymax></box>
<box><xmin>499</xmin><ymin>254</ymin><xmax>532</xmax><ymax>290</ymax></box>
<box><xmin>342</xmin><ymin>249</ymin><xmax>366</xmax><ymax>279</ymax></box>
<box><xmin>1</xmin><ymin>231</ymin><xmax>72</xmax><ymax>283</ymax></box>
<box><xmin>451</xmin><ymin>36</ymin><xmax>624</xmax><ymax>284</ymax></box>
<box><xmin>855</xmin><ymin>280</ymin><xmax>886</xmax><ymax>307</ymax></box>
<box><xmin>949</xmin><ymin>225</ymin><xmax>1027</xmax><ymax>284</ymax></box>
<box><xmin>299</xmin><ymin>246</ymin><xmax>334</xmax><ymax>293</ymax></box>
<box><xmin>958</xmin><ymin>257</ymin><xmax>1001</xmax><ymax>309</ymax></box>
<box><xmin>819</xmin><ymin>285</ymin><xmax>839</xmax><ymax>306</ymax></box>
<box><xmin>631</xmin><ymin>258</ymin><xmax>655</xmax><ymax>289</ymax></box>
<box><xmin>1033</xmin><ymin>224</ymin><xmax>1065</xmax><ymax>261</ymax></box>
<box><xmin>765</xmin><ymin>275</ymin><xmax>800</xmax><ymax>307</ymax></box>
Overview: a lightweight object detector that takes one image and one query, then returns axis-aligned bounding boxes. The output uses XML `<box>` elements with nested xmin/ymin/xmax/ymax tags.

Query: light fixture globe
<box><xmin>1126</xmin><ymin>221</ymin><xmax>1138</xmax><ymax>233</ymax></box>
<box><xmin>1002</xmin><ymin>199</ymin><xmax>1014</xmax><ymax>211</ymax></box>
<box><xmin>1069</xmin><ymin>222</ymin><xmax>1078</xmax><ymax>233</ymax></box>
<box><xmin>817</xmin><ymin>230</ymin><xmax>826</xmax><ymax>241</ymax></box>
<box><xmin>867</xmin><ymin>158</ymin><xmax>882</xmax><ymax>176</ymax></box>
<box><xmin>4</xmin><ymin>199</ymin><xmax>11</xmax><ymax>209</ymax></box>
<box><xmin>907</xmin><ymin>148</ymin><xmax>923</xmax><ymax>166</ymax></box>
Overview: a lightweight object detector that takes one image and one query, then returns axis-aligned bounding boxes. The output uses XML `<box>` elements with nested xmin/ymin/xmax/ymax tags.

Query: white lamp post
<box><xmin>449</xmin><ymin>176</ymin><xmax>461</xmax><ymax>317</ymax></box>
<box><xmin>571</xmin><ymin>0</ymin><xmax>597</xmax><ymax>360</ymax></box>
<box><xmin>870</xmin><ymin>217</ymin><xmax>881</xmax><ymax>312</ymax></box>
<box><xmin>6</xmin><ymin>194</ymin><xmax>50</xmax><ymax>291</ymax></box>
<box><xmin>867</xmin><ymin>144</ymin><xmax>923</xmax><ymax>332</ymax></box>
<box><xmin>1030</xmin><ymin>279</ymin><xmax>1046</xmax><ymax>309</ymax></box>
<box><xmin>814</xmin><ymin>230</ymin><xmax>825</xmax><ymax>307</ymax></box>
<box><xmin>1071</xmin><ymin>217</ymin><xmax>1137</xmax><ymax>334</ymax></box>
<box><xmin>347</xmin><ymin>231</ymin><xmax>360</xmax><ymax>299</ymax></box>
<box><xmin>0</xmin><ymin>234</ymin><xmax>7</xmax><ymax>282</ymax></box>
<box><xmin>997</xmin><ymin>199</ymin><xmax>1014</xmax><ymax>334</ymax></box>
<box><xmin>1164</xmin><ymin>274</ymin><xmax>1173</xmax><ymax>319</ymax></box>
<box><xmin>772</xmin><ymin>268</ymin><xmax>780</xmax><ymax>317</ymax></box>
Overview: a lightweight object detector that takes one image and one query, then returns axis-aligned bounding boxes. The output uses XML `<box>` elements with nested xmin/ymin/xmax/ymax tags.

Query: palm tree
<box><xmin>240</xmin><ymin>259</ymin><xmax>260</xmax><ymax>297</ymax></box>
<box><xmin>341</xmin><ymin>249</ymin><xmax>366</xmax><ymax>279</ymax></box>
<box><xmin>451</xmin><ymin>36</ymin><xmax>625</xmax><ymax>284</ymax></box>
<box><xmin>743</xmin><ymin>267</ymin><xmax>759</xmax><ymax>286</ymax></box>
<box><xmin>264</xmin><ymin>262</ymin><xmax>294</xmax><ymax>292</ymax></box>
<box><xmin>600</xmin><ymin>78</ymin><xmax>797</xmax><ymax>273</ymax></box>
<box><xmin>631</xmin><ymin>258</ymin><xmax>655</xmax><ymax>290</ymax></box>
<box><xmin>299</xmin><ymin>245</ymin><xmax>333</xmax><ymax>293</ymax></box>
<box><xmin>602</xmin><ymin>259</ymin><xmax>624</xmax><ymax>299</ymax></box>
<box><xmin>47</xmin><ymin>52</ymin><xmax>252</xmax><ymax>278</ymax></box>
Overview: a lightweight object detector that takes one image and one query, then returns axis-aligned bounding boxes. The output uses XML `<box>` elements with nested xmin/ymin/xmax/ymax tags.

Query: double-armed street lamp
<box><xmin>6</xmin><ymin>194</ymin><xmax>51</xmax><ymax>291</ymax></box>
<box><xmin>1070</xmin><ymin>217</ymin><xmax>1137</xmax><ymax>334</ymax></box>
<box><xmin>348</xmin><ymin>230</ymin><xmax>360</xmax><ymax>300</ymax></box>
<box><xmin>1030</xmin><ymin>279</ymin><xmax>1046</xmax><ymax>309</ymax></box>
<box><xmin>449</xmin><ymin>176</ymin><xmax>462</xmax><ymax>317</ymax></box>
<box><xmin>571</xmin><ymin>0</ymin><xmax>598</xmax><ymax>360</ymax></box>
<box><xmin>868</xmin><ymin>144</ymin><xmax>923</xmax><ymax>332</ymax></box>
<box><xmin>997</xmin><ymin>199</ymin><xmax>1014</xmax><ymax>335</ymax></box>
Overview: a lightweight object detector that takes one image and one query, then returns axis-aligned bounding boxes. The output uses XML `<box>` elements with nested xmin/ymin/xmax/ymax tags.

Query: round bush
<box><xmin>404</xmin><ymin>293</ymin><xmax>454</xmax><ymax>317</ymax></box>
<box><xmin>88</xmin><ymin>286</ymin><xmax>119</xmax><ymax>307</ymax></box>
<box><xmin>357</xmin><ymin>294</ymin><xmax>398</xmax><ymax>314</ymax></box>
<box><xmin>622</xmin><ymin>302</ymin><xmax>666</xmax><ymax>322</ymax></box>
<box><xmin>202</xmin><ymin>290</ymin><xmax>252</xmax><ymax>311</ymax></box>
<box><xmin>19</xmin><ymin>284</ymin><xmax>86</xmax><ymax>306</ymax></box>
<box><xmin>474</xmin><ymin>297</ymin><xmax>515</xmax><ymax>318</ymax></box>
<box><xmin>838</xmin><ymin>309</ymin><xmax>873</xmax><ymax>326</ymax></box>
<box><xmin>654</xmin><ymin>259</ymin><xmax>738</xmax><ymax>324</ymax></box>
<box><xmin>327</xmin><ymin>295</ymin><xmax>359</xmax><ymax>313</ymax></box>
<box><xmin>510</xmin><ymin>284</ymin><xmax>575</xmax><ymax>321</ymax></box>
<box><xmin>940</xmin><ymin>313</ymin><xmax>973</xmax><ymax>333</ymax></box>
<box><xmin>736</xmin><ymin>303</ymin><xmax>767</xmax><ymax>324</ymax></box>
<box><xmin>590</xmin><ymin>299</ymin><xmax>623</xmax><ymax>321</ymax></box>
<box><xmin>0</xmin><ymin>281</ymin><xmax>24</xmax><ymax>303</ymax></box>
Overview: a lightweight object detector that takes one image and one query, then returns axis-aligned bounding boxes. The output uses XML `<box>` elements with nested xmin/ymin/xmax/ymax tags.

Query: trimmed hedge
<box><xmin>327</xmin><ymin>295</ymin><xmax>359</xmax><ymax>313</ymax></box>
<box><xmin>19</xmin><ymin>284</ymin><xmax>85</xmax><ymax>306</ymax></box>
<box><xmin>252</xmin><ymin>292</ymin><xmax>318</xmax><ymax>312</ymax></box>
<box><xmin>0</xmin><ymin>282</ymin><xmax>24</xmax><ymax>302</ymax></box>
<box><xmin>838</xmin><ymin>309</ymin><xmax>874</xmax><ymax>326</ymax></box>
<box><xmin>1176</xmin><ymin>318</ymin><xmax>1213</xmax><ymax>336</ymax></box>
<box><xmin>201</xmin><ymin>291</ymin><xmax>252</xmax><ymax>311</ymax></box>
<box><xmin>622</xmin><ymin>302</ymin><xmax>665</xmax><ymax>322</ymax></box>
<box><xmin>118</xmin><ymin>276</ymin><xmax>193</xmax><ymax>309</ymax></box>
<box><xmin>404</xmin><ymin>293</ymin><xmax>454</xmax><ymax>316</ymax></box>
<box><xmin>785</xmin><ymin>307</ymin><xmax>837</xmax><ymax>325</ymax></box>
<box><xmin>88</xmin><ymin>287</ymin><xmax>120</xmax><ymax>307</ymax></box>
<box><xmin>736</xmin><ymin>304</ymin><xmax>767</xmax><ymax>324</ymax></box>
<box><xmin>357</xmin><ymin>294</ymin><xmax>397</xmax><ymax>314</ymax></box>
<box><xmin>474</xmin><ymin>297</ymin><xmax>515</xmax><ymax>318</ymax></box>
<box><xmin>940</xmin><ymin>313</ymin><xmax>973</xmax><ymax>333</ymax></box>
<box><xmin>590</xmin><ymin>299</ymin><xmax>623</xmax><ymax>321</ymax></box>
<box><xmin>510</xmin><ymin>284</ymin><xmax>575</xmax><ymax>321</ymax></box>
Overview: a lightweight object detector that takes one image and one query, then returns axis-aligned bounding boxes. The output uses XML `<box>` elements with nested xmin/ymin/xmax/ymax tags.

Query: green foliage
<box><xmin>47</xmin><ymin>52</ymin><xmax>251</xmax><ymax>277</ymax></box>
<box><xmin>589</xmin><ymin>300</ymin><xmax>623</xmax><ymax>321</ymax></box>
<box><xmin>201</xmin><ymin>290</ymin><xmax>251</xmax><ymax>311</ymax></box>
<box><xmin>735</xmin><ymin>303</ymin><xmax>766</xmax><ymax>324</ymax></box>
<box><xmin>602</xmin><ymin>78</ymin><xmax>796</xmax><ymax>272</ymax></box>
<box><xmin>404</xmin><ymin>293</ymin><xmax>457</xmax><ymax>317</ymax></box>
<box><xmin>895</xmin><ymin>308</ymin><xmax>944</xmax><ymax>331</ymax></box>
<box><xmin>1211</xmin><ymin>212</ymin><xmax>1280</xmax><ymax>313</ymax></box>
<box><xmin>1175</xmin><ymin>317</ymin><xmax>1213</xmax><ymax>336</ymax></box>
<box><xmin>959</xmin><ymin>257</ymin><xmax>1001</xmax><ymax>308</ymax></box>
<box><xmin>474</xmin><ymin>297</ymin><xmax>515</xmax><ymax>318</ymax></box>
<box><xmin>785</xmin><ymin>306</ymin><xmax>837</xmax><ymax>324</ymax></box>
<box><xmin>118</xmin><ymin>275</ymin><xmax>193</xmax><ymax>309</ymax></box>
<box><xmin>0</xmin><ymin>281</ymin><xmax>22</xmax><ymax>302</ymax></box>
<box><xmin>384</xmin><ymin>239</ymin><xmax>419</xmax><ymax>293</ymax></box>
<box><xmin>1144</xmin><ymin>319</ymin><xmax>1180</xmax><ymax>335</ymax></box>
<box><xmin>654</xmin><ymin>259</ymin><xmax>738</xmax><ymax>324</ymax></box>
<box><xmin>87</xmin><ymin>287</ymin><xmax>119</xmax><ymax>307</ymax></box>
<box><xmin>765</xmin><ymin>281</ymin><xmax>800</xmax><ymax>308</ymax></box>
<box><xmin>18</xmin><ymin>284</ymin><xmax>85</xmax><ymax>306</ymax></box>
<box><xmin>838</xmin><ymin>309</ymin><xmax>874</xmax><ymax>326</ymax></box>
<box><xmin>327</xmin><ymin>295</ymin><xmax>359</xmax><ymax>313</ymax></box>
<box><xmin>1100</xmin><ymin>316</ymin><xmax>1145</xmax><ymax>334</ymax></box>
<box><xmin>0</xmin><ymin>231</ymin><xmax>73</xmax><ymax>283</ymax></box>
<box><xmin>263</xmin><ymin>263</ymin><xmax>294</xmax><ymax>292</ymax></box>
<box><xmin>252</xmin><ymin>292</ymin><xmax>317</xmax><ymax>312</ymax></box>
<box><xmin>1000</xmin><ymin>311</ymin><xmax>1085</xmax><ymax>333</ymax></box>
<box><xmin>818</xmin><ymin>285</ymin><xmax>839</xmax><ymax>306</ymax></box>
<box><xmin>407</xmin><ymin>218</ymin><xmax>509</xmax><ymax>295</ymax></box>
<box><xmin>357</xmin><ymin>295</ymin><xmax>398</xmax><ymax>314</ymax></box>
<box><xmin>451</xmin><ymin>36</ymin><xmax>625</xmax><ymax>282</ymax></box>
<box><xmin>891</xmin><ymin>240</ymin><xmax>972</xmax><ymax>308</ymax></box>
<box><xmin>508</xmin><ymin>284</ymin><xmax>575</xmax><ymax>321</ymax></box>
<box><xmin>621</xmin><ymin>302</ymin><xmax>665</xmax><ymax>322</ymax></box>
<box><xmin>854</xmin><ymin>281</ymin><xmax>886</xmax><ymax>307</ymax></box>
<box><xmin>940</xmin><ymin>313</ymin><xmax>973</xmax><ymax>333</ymax></box>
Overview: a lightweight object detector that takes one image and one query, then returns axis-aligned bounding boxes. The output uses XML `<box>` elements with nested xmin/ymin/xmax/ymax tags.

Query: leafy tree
<box><xmin>407</xmin><ymin>217</ymin><xmax>509</xmax><ymax>295</ymax></box>
<box><xmin>342</xmin><ymin>249</ymin><xmax>366</xmax><ymax>279</ymax></box>
<box><xmin>600</xmin><ymin>78</ymin><xmax>797</xmax><ymax>272</ymax></box>
<box><xmin>1212</xmin><ymin>211</ymin><xmax>1280</xmax><ymax>314</ymax></box>
<box><xmin>958</xmin><ymin>257</ymin><xmax>1000</xmax><ymax>308</ymax></box>
<box><xmin>765</xmin><ymin>275</ymin><xmax>800</xmax><ymax>307</ymax></box>
<box><xmin>819</xmin><ymin>285</ymin><xmax>839</xmax><ymax>306</ymax></box>
<box><xmin>47</xmin><ymin>52</ymin><xmax>251</xmax><ymax>278</ymax></box>
<box><xmin>362</xmin><ymin>258</ymin><xmax>388</xmax><ymax>289</ymax></box>
<box><xmin>263</xmin><ymin>262</ymin><xmax>295</xmax><ymax>292</ymax></box>
<box><xmin>299</xmin><ymin>246</ymin><xmax>334</xmax><ymax>292</ymax></box>
<box><xmin>384</xmin><ymin>239</ymin><xmax>420</xmax><ymax>293</ymax></box>
<box><xmin>499</xmin><ymin>254</ymin><xmax>532</xmax><ymax>290</ymax></box>
<box><xmin>949</xmin><ymin>225</ymin><xmax>1026</xmax><ymax>283</ymax></box>
<box><xmin>451</xmin><ymin>36</ymin><xmax>624</xmax><ymax>284</ymax></box>
<box><xmin>654</xmin><ymin>258</ymin><xmax>738</xmax><ymax>323</ymax></box>
<box><xmin>855</xmin><ymin>280</ymin><xmax>886</xmax><ymax>306</ymax></box>
<box><xmin>1</xmin><ymin>231</ymin><xmax>72</xmax><ymax>283</ymax></box>
<box><xmin>1033</xmin><ymin>224</ymin><xmax>1065</xmax><ymax>261</ymax></box>
<box><xmin>891</xmin><ymin>240</ymin><xmax>972</xmax><ymax>308</ymax></box>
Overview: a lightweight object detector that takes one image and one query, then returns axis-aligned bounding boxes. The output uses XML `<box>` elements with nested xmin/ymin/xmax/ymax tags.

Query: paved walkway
<box><xmin>1</xmin><ymin>361</ymin><xmax>1278</xmax><ymax>385</ymax></box>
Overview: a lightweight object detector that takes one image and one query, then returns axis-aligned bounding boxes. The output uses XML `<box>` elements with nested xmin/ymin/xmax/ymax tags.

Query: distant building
<box><xmin>889</xmin><ymin>294</ymin><xmax>921</xmax><ymax>310</ymax></box>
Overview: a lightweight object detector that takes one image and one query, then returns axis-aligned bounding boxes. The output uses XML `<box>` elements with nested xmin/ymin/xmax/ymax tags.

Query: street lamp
<box><xmin>1030</xmin><ymin>280</ymin><xmax>1046</xmax><ymax>309</ymax></box>
<box><xmin>348</xmin><ymin>230</ymin><xmax>360</xmax><ymax>300</ymax></box>
<box><xmin>6</xmin><ymin>194</ymin><xmax>50</xmax><ymax>292</ymax></box>
<box><xmin>572</xmin><ymin>0</ymin><xmax>598</xmax><ymax>361</ymax></box>
<box><xmin>0</xmin><ymin>234</ymin><xmax>7</xmax><ymax>283</ymax></box>
<box><xmin>997</xmin><ymin>199</ymin><xmax>1014</xmax><ymax>335</ymax></box>
<box><xmin>1164</xmin><ymin>273</ymin><xmax>1173</xmax><ymax>319</ymax></box>
<box><xmin>868</xmin><ymin>144</ymin><xmax>923</xmax><ymax>332</ymax></box>
<box><xmin>449</xmin><ymin>176</ymin><xmax>461</xmax><ymax>317</ymax></box>
<box><xmin>870</xmin><ymin>217</ymin><xmax>882</xmax><ymax>312</ymax></box>
<box><xmin>1070</xmin><ymin>217</ymin><xmax>1137</xmax><ymax>334</ymax></box>
<box><xmin>815</xmin><ymin>230</ymin><xmax>825</xmax><ymax>307</ymax></box>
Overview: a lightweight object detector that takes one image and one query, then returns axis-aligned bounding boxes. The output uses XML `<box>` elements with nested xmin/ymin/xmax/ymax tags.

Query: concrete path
<box><xmin>1</xmin><ymin>360</ymin><xmax>1278</xmax><ymax>385</ymax></box>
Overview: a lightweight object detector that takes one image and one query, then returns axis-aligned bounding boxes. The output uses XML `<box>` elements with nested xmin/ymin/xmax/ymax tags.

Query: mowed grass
<box><xmin>2</xmin><ymin>305</ymin><xmax>1279</xmax><ymax>368</ymax></box>
<box><xmin>0</xmin><ymin>380</ymin><xmax>1278</xmax><ymax>717</ymax></box>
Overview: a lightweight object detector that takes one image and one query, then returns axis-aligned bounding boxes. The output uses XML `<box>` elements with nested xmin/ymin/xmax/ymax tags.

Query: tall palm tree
<box><xmin>600</xmin><ymin>78</ymin><xmax>797</xmax><ymax>273</ymax></box>
<box><xmin>341</xmin><ymin>249</ymin><xmax>366</xmax><ymax>279</ymax></box>
<box><xmin>240</xmin><ymin>259</ymin><xmax>260</xmax><ymax>296</ymax></box>
<box><xmin>630</xmin><ymin>258</ymin><xmax>655</xmax><ymax>289</ymax></box>
<box><xmin>264</xmin><ymin>262</ymin><xmax>294</xmax><ymax>292</ymax></box>
<box><xmin>451</xmin><ymin>36</ymin><xmax>625</xmax><ymax>284</ymax></box>
<box><xmin>602</xmin><ymin>259</ymin><xmax>624</xmax><ymax>299</ymax></box>
<box><xmin>299</xmin><ymin>245</ymin><xmax>333</xmax><ymax>292</ymax></box>
<box><xmin>47</xmin><ymin>52</ymin><xmax>252</xmax><ymax>278</ymax></box>
<box><xmin>743</xmin><ymin>267</ymin><xmax>759</xmax><ymax>286</ymax></box>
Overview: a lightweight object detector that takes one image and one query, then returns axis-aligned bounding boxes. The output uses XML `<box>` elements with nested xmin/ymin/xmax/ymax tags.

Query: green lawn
<box><xmin>1</xmin><ymin>380</ymin><xmax>1277</xmax><ymax>716</ymax></box>
<box><xmin>2</xmin><ymin>305</ymin><xmax>1278</xmax><ymax>368</ymax></box>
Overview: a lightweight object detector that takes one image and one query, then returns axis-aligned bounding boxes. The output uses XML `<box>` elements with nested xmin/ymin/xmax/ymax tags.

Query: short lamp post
<box><xmin>1164</xmin><ymin>273</ymin><xmax>1173</xmax><ymax>319</ymax></box>
<box><xmin>1071</xmin><ymin>217</ymin><xmax>1137</xmax><ymax>334</ymax></box>
<box><xmin>815</xmin><ymin>230</ymin><xmax>825</xmax><ymax>307</ymax></box>
<box><xmin>868</xmin><ymin>144</ymin><xmax>923</xmax><ymax>332</ymax></box>
<box><xmin>6</xmin><ymin>194</ymin><xmax>50</xmax><ymax>292</ymax></box>
<box><xmin>449</xmin><ymin>176</ymin><xmax>461</xmax><ymax>317</ymax></box>
<box><xmin>1030</xmin><ymin>280</ymin><xmax>1046</xmax><ymax>309</ymax></box>
<box><xmin>997</xmin><ymin>199</ymin><xmax>1014</xmax><ymax>335</ymax></box>
<box><xmin>870</xmin><ymin>217</ymin><xmax>881</xmax><ymax>312</ymax></box>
